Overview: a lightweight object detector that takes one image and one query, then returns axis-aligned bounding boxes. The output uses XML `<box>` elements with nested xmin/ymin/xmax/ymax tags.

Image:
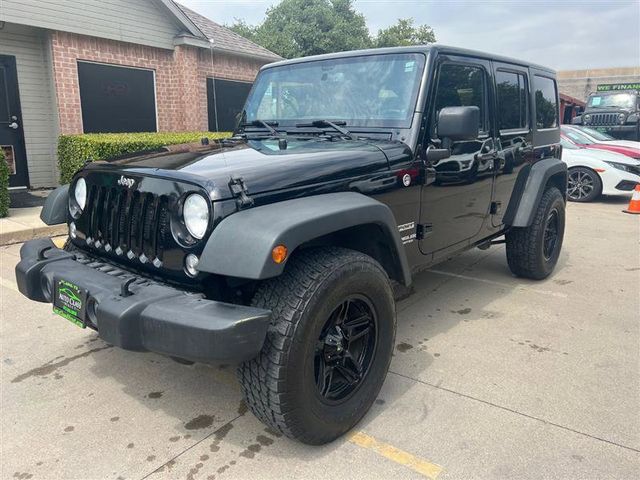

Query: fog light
<box><xmin>185</xmin><ymin>254</ymin><xmax>199</xmax><ymax>277</ymax></box>
<box><xmin>69</xmin><ymin>222</ymin><xmax>77</xmax><ymax>239</ymax></box>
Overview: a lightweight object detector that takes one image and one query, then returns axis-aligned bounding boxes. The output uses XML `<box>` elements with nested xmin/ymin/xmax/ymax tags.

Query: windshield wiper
<box><xmin>295</xmin><ymin>120</ymin><xmax>358</xmax><ymax>140</ymax></box>
<box><xmin>237</xmin><ymin>119</ymin><xmax>289</xmax><ymax>149</ymax></box>
<box><xmin>239</xmin><ymin>119</ymin><xmax>280</xmax><ymax>136</ymax></box>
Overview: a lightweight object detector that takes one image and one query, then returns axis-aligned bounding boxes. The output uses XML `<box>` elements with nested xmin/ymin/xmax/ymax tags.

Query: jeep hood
<box><xmin>101</xmin><ymin>138</ymin><xmax>406</xmax><ymax>200</ymax></box>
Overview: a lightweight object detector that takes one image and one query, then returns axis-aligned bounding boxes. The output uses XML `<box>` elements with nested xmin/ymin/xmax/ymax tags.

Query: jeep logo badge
<box><xmin>117</xmin><ymin>176</ymin><xmax>135</xmax><ymax>188</ymax></box>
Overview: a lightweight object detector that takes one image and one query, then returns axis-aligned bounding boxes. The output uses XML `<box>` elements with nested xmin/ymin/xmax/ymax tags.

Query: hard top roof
<box><xmin>261</xmin><ymin>44</ymin><xmax>555</xmax><ymax>75</ymax></box>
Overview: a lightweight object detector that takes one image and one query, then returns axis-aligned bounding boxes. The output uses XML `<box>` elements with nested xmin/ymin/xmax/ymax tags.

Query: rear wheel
<box><xmin>506</xmin><ymin>187</ymin><xmax>565</xmax><ymax>280</ymax></box>
<box><xmin>567</xmin><ymin>167</ymin><xmax>602</xmax><ymax>202</ymax></box>
<box><xmin>237</xmin><ymin>247</ymin><xmax>396</xmax><ymax>445</ymax></box>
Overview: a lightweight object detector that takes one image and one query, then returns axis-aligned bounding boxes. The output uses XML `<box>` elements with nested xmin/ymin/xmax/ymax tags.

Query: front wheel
<box><xmin>567</xmin><ymin>167</ymin><xmax>602</xmax><ymax>202</ymax></box>
<box><xmin>237</xmin><ymin>247</ymin><xmax>396</xmax><ymax>445</ymax></box>
<box><xmin>506</xmin><ymin>187</ymin><xmax>565</xmax><ymax>280</ymax></box>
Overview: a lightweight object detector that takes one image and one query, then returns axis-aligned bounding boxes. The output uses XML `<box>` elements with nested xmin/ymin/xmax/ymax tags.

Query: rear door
<box><xmin>0</xmin><ymin>55</ymin><xmax>29</xmax><ymax>187</ymax></box>
<box><xmin>419</xmin><ymin>55</ymin><xmax>496</xmax><ymax>257</ymax></box>
<box><xmin>490</xmin><ymin>62</ymin><xmax>533</xmax><ymax>227</ymax></box>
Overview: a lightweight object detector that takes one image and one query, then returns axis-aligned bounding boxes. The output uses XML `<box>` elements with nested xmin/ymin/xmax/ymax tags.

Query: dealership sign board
<box><xmin>596</xmin><ymin>83</ymin><xmax>640</xmax><ymax>92</ymax></box>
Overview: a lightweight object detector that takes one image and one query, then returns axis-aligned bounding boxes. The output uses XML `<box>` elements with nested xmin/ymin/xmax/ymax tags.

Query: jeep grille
<box><xmin>84</xmin><ymin>185</ymin><xmax>171</xmax><ymax>264</ymax></box>
<box><xmin>589</xmin><ymin>113</ymin><xmax>620</xmax><ymax>126</ymax></box>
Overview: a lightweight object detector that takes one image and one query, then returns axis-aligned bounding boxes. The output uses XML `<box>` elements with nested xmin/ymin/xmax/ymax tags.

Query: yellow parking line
<box><xmin>349</xmin><ymin>431</ymin><xmax>443</xmax><ymax>479</ymax></box>
<box><xmin>52</xmin><ymin>236</ymin><xmax>68</xmax><ymax>249</ymax></box>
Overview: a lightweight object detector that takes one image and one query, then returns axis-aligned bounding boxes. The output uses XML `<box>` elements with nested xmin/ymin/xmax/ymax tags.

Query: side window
<box><xmin>433</xmin><ymin>63</ymin><xmax>487</xmax><ymax>134</ymax></box>
<box><xmin>496</xmin><ymin>70</ymin><xmax>529</xmax><ymax>131</ymax></box>
<box><xmin>534</xmin><ymin>75</ymin><xmax>558</xmax><ymax>129</ymax></box>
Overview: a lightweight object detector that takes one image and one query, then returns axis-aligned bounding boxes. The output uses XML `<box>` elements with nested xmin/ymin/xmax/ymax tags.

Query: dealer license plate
<box><xmin>53</xmin><ymin>279</ymin><xmax>88</xmax><ymax>328</ymax></box>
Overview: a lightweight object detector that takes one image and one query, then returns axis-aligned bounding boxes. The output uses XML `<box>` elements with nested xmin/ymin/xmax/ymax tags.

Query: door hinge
<box><xmin>416</xmin><ymin>223</ymin><xmax>433</xmax><ymax>240</ymax></box>
<box><xmin>228</xmin><ymin>175</ymin><xmax>254</xmax><ymax>209</ymax></box>
<box><xmin>490</xmin><ymin>201</ymin><xmax>502</xmax><ymax>215</ymax></box>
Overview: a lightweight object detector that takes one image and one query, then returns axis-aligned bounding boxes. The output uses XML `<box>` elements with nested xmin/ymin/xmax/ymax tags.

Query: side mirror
<box><xmin>437</xmin><ymin>106</ymin><xmax>480</xmax><ymax>141</ymax></box>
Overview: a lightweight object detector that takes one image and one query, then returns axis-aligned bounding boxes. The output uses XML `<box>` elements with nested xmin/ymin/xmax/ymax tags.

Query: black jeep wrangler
<box><xmin>572</xmin><ymin>84</ymin><xmax>640</xmax><ymax>141</ymax></box>
<box><xmin>16</xmin><ymin>46</ymin><xmax>566</xmax><ymax>445</ymax></box>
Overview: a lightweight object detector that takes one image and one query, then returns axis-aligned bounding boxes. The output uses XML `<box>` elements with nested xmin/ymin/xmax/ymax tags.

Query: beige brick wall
<box><xmin>557</xmin><ymin>67</ymin><xmax>640</xmax><ymax>102</ymax></box>
<box><xmin>50</xmin><ymin>31</ymin><xmax>266</xmax><ymax>134</ymax></box>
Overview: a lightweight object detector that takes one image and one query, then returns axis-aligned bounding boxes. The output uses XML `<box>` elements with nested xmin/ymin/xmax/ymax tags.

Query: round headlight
<box><xmin>74</xmin><ymin>178</ymin><xmax>87</xmax><ymax>211</ymax></box>
<box><xmin>183</xmin><ymin>194</ymin><xmax>209</xmax><ymax>240</ymax></box>
<box><xmin>583</xmin><ymin>114</ymin><xmax>591</xmax><ymax>124</ymax></box>
<box><xmin>618</xmin><ymin>113</ymin><xmax>626</xmax><ymax>124</ymax></box>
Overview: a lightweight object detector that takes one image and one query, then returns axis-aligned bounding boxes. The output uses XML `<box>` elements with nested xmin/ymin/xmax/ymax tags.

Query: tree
<box><xmin>228</xmin><ymin>19</ymin><xmax>259</xmax><ymax>42</ymax></box>
<box><xmin>374</xmin><ymin>18</ymin><xmax>436</xmax><ymax>48</ymax></box>
<box><xmin>228</xmin><ymin>0</ymin><xmax>371</xmax><ymax>59</ymax></box>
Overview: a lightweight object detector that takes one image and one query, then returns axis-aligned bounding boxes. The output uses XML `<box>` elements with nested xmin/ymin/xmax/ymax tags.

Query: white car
<box><xmin>560</xmin><ymin>138</ymin><xmax>640</xmax><ymax>202</ymax></box>
<box><xmin>563</xmin><ymin>125</ymin><xmax>640</xmax><ymax>150</ymax></box>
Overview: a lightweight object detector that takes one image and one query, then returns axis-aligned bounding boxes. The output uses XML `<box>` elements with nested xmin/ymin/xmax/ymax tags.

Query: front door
<box><xmin>419</xmin><ymin>56</ymin><xmax>495</xmax><ymax>258</ymax></box>
<box><xmin>0</xmin><ymin>55</ymin><xmax>29</xmax><ymax>187</ymax></box>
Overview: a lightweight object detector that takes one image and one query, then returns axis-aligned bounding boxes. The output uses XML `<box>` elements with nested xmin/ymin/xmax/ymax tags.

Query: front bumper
<box><xmin>15</xmin><ymin>238</ymin><xmax>271</xmax><ymax>363</ymax></box>
<box><xmin>600</xmin><ymin>168</ymin><xmax>640</xmax><ymax>196</ymax></box>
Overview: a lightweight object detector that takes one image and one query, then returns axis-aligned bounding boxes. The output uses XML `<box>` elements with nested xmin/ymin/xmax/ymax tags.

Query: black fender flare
<box><xmin>198</xmin><ymin>192</ymin><xmax>412</xmax><ymax>286</ymax></box>
<box><xmin>40</xmin><ymin>185</ymin><xmax>69</xmax><ymax>225</ymax></box>
<box><xmin>506</xmin><ymin>158</ymin><xmax>567</xmax><ymax>228</ymax></box>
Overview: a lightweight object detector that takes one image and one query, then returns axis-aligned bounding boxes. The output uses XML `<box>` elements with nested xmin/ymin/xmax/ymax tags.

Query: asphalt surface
<box><xmin>1</xmin><ymin>197</ymin><xmax>639</xmax><ymax>480</ymax></box>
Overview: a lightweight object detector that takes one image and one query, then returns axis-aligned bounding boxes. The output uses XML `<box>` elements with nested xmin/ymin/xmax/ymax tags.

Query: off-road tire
<box><xmin>237</xmin><ymin>247</ymin><xmax>396</xmax><ymax>445</ymax></box>
<box><xmin>506</xmin><ymin>187</ymin><xmax>565</xmax><ymax>280</ymax></box>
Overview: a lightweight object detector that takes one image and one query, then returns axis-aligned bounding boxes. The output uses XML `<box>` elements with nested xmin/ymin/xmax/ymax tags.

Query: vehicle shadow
<box><xmin>598</xmin><ymin>195</ymin><xmax>632</xmax><ymax>205</ymax></box>
<box><xmin>84</xmin><ymin>244</ymin><xmax>569</xmax><ymax>462</ymax></box>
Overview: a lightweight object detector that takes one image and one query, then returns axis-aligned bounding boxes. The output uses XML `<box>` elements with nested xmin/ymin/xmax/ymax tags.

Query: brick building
<box><xmin>558</xmin><ymin>67</ymin><xmax>640</xmax><ymax>103</ymax></box>
<box><xmin>0</xmin><ymin>0</ymin><xmax>280</xmax><ymax>188</ymax></box>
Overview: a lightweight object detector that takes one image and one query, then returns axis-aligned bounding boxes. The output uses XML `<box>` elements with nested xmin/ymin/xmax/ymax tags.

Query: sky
<box><xmin>178</xmin><ymin>0</ymin><xmax>640</xmax><ymax>71</ymax></box>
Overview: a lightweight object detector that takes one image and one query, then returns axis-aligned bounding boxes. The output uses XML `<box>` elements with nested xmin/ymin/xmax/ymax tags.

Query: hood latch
<box><xmin>228</xmin><ymin>175</ymin><xmax>254</xmax><ymax>209</ymax></box>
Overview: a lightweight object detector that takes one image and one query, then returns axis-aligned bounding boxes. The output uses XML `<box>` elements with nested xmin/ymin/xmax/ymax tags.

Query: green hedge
<box><xmin>0</xmin><ymin>148</ymin><xmax>9</xmax><ymax>218</ymax></box>
<box><xmin>58</xmin><ymin>131</ymin><xmax>232</xmax><ymax>184</ymax></box>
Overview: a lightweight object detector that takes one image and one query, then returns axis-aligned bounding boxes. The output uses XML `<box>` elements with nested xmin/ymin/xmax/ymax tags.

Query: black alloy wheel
<box><xmin>315</xmin><ymin>296</ymin><xmax>377</xmax><ymax>403</ymax></box>
<box><xmin>543</xmin><ymin>209</ymin><xmax>559</xmax><ymax>261</ymax></box>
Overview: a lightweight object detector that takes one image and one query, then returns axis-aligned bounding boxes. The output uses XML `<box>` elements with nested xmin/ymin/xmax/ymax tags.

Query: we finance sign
<box><xmin>596</xmin><ymin>83</ymin><xmax>640</xmax><ymax>92</ymax></box>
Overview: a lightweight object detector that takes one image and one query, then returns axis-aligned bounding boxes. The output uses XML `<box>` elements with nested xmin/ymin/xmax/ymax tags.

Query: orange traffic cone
<box><xmin>623</xmin><ymin>184</ymin><xmax>640</xmax><ymax>214</ymax></box>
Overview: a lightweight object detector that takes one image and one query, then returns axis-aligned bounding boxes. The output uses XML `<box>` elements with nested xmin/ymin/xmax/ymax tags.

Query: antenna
<box><xmin>209</xmin><ymin>39</ymin><xmax>220</xmax><ymax>132</ymax></box>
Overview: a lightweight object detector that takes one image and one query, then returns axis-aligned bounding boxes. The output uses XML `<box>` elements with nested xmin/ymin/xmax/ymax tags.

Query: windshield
<box><xmin>587</xmin><ymin>92</ymin><xmax>636</xmax><ymax>109</ymax></box>
<box><xmin>243</xmin><ymin>53</ymin><xmax>426</xmax><ymax>129</ymax></box>
<box><xmin>560</xmin><ymin>138</ymin><xmax>578</xmax><ymax>150</ymax></box>
<box><xmin>579</xmin><ymin>126</ymin><xmax>615</xmax><ymax>141</ymax></box>
<box><xmin>562</xmin><ymin>127</ymin><xmax>594</xmax><ymax>145</ymax></box>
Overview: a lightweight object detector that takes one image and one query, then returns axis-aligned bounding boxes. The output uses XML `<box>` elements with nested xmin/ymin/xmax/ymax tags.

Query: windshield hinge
<box><xmin>228</xmin><ymin>175</ymin><xmax>254</xmax><ymax>209</ymax></box>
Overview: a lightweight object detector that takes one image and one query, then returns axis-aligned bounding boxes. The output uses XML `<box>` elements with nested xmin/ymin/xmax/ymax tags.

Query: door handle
<box><xmin>8</xmin><ymin>122</ymin><xmax>19</xmax><ymax>130</ymax></box>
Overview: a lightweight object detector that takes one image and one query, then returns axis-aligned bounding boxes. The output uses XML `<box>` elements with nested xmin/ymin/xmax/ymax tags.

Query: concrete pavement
<box><xmin>0</xmin><ymin>206</ymin><xmax>66</xmax><ymax>246</ymax></box>
<box><xmin>1</xmin><ymin>197</ymin><xmax>638</xmax><ymax>479</ymax></box>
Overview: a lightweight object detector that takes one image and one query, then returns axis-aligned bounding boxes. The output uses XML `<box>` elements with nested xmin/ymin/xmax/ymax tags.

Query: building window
<box><xmin>496</xmin><ymin>70</ymin><xmax>529</xmax><ymax>131</ymax></box>
<box><xmin>207</xmin><ymin>78</ymin><xmax>253</xmax><ymax>131</ymax></box>
<box><xmin>78</xmin><ymin>61</ymin><xmax>157</xmax><ymax>133</ymax></box>
<box><xmin>534</xmin><ymin>75</ymin><xmax>558</xmax><ymax>129</ymax></box>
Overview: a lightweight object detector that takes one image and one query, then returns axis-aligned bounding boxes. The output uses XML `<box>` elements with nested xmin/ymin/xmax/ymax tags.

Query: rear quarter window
<box><xmin>534</xmin><ymin>75</ymin><xmax>558</xmax><ymax>129</ymax></box>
